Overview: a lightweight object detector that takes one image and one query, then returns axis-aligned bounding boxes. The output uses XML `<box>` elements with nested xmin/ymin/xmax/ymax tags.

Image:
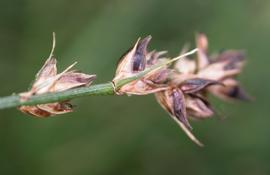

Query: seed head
<box><xmin>18</xmin><ymin>33</ymin><xmax>96</xmax><ymax>117</ymax></box>
<box><xmin>113</xmin><ymin>36</ymin><xmax>169</xmax><ymax>95</ymax></box>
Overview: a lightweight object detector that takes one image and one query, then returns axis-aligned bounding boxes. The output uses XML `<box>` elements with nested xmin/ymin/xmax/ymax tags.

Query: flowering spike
<box><xmin>113</xmin><ymin>36</ymin><xmax>171</xmax><ymax>95</ymax></box>
<box><xmin>11</xmin><ymin>33</ymin><xmax>250</xmax><ymax>147</ymax></box>
<box><xmin>153</xmin><ymin>33</ymin><xmax>249</xmax><ymax>145</ymax></box>
<box><xmin>155</xmin><ymin>88</ymin><xmax>203</xmax><ymax>146</ymax></box>
<box><xmin>18</xmin><ymin>34</ymin><xmax>96</xmax><ymax>117</ymax></box>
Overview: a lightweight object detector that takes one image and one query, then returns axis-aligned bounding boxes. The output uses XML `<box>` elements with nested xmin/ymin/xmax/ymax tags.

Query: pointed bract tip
<box><xmin>196</xmin><ymin>33</ymin><xmax>208</xmax><ymax>50</ymax></box>
<box><xmin>49</xmin><ymin>32</ymin><xmax>56</xmax><ymax>58</ymax></box>
<box><xmin>137</xmin><ymin>35</ymin><xmax>152</xmax><ymax>52</ymax></box>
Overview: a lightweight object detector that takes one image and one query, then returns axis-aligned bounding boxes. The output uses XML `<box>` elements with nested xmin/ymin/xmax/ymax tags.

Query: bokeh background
<box><xmin>0</xmin><ymin>0</ymin><xmax>269</xmax><ymax>174</ymax></box>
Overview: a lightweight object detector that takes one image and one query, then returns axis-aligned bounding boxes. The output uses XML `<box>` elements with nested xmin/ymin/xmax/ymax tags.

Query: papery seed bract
<box><xmin>186</xmin><ymin>94</ymin><xmax>214</xmax><ymax>119</ymax></box>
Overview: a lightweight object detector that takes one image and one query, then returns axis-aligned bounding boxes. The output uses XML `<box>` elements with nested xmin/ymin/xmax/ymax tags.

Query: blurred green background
<box><xmin>0</xmin><ymin>0</ymin><xmax>269</xmax><ymax>174</ymax></box>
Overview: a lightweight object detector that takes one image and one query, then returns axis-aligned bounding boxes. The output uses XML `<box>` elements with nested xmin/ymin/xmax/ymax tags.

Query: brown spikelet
<box><xmin>18</xmin><ymin>34</ymin><xmax>96</xmax><ymax>117</ymax></box>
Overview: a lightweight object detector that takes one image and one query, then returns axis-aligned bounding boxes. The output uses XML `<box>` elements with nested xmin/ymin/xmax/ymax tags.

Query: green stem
<box><xmin>0</xmin><ymin>83</ymin><xmax>114</xmax><ymax>110</ymax></box>
<box><xmin>0</xmin><ymin>48</ymin><xmax>197</xmax><ymax>110</ymax></box>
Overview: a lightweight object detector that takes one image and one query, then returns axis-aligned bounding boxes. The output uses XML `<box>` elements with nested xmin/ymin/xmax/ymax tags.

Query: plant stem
<box><xmin>0</xmin><ymin>83</ymin><xmax>114</xmax><ymax>110</ymax></box>
<box><xmin>0</xmin><ymin>48</ymin><xmax>197</xmax><ymax>110</ymax></box>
